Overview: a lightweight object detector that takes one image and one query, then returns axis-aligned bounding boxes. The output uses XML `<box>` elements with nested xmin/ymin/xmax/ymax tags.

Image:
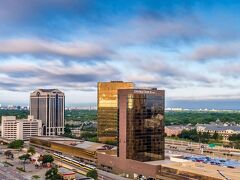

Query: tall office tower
<box><xmin>118</xmin><ymin>88</ymin><xmax>165</xmax><ymax>162</ymax></box>
<box><xmin>30</xmin><ymin>89</ymin><xmax>65</xmax><ymax>136</ymax></box>
<box><xmin>97</xmin><ymin>81</ymin><xmax>134</xmax><ymax>142</ymax></box>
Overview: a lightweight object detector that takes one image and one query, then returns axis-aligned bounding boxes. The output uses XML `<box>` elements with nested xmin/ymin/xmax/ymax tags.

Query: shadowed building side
<box><xmin>118</xmin><ymin>88</ymin><xmax>165</xmax><ymax>161</ymax></box>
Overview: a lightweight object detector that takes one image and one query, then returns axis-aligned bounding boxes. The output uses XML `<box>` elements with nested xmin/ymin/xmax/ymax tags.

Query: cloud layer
<box><xmin>0</xmin><ymin>0</ymin><xmax>240</xmax><ymax>105</ymax></box>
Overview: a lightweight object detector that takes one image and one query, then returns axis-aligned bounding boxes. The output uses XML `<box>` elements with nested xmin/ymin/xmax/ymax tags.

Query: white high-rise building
<box><xmin>1</xmin><ymin>116</ymin><xmax>42</xmax><ymax>140</ymax></box>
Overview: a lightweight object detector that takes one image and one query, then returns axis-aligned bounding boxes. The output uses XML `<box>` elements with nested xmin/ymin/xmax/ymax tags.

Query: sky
<box><xmin>0</xmin><ymin>0</ymin><xmax>240</xmax><ymax>109</ymax></box>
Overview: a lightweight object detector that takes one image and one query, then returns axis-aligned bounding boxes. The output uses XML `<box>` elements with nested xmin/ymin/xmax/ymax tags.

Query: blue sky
<box><xmin>0</xmin><ymin>0</ymin><xmax>240</xmax><ymax>109</ymax></box>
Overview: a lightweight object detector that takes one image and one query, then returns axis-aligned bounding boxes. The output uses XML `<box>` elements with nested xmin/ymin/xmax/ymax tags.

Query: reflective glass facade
<box><xmin>118</xmin><ymin>89</ymin><xmax>165</xmax><ymax>162</ymax></box>
<box><xmin>97</xmin><ymin>81</ymin><xmax>134</xmax><ymax>142</ymax></box>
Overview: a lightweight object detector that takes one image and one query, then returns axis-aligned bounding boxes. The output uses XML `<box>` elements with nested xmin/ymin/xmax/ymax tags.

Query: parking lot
<box><xmin>0</xmin><ymin>145</ymin><xmax>49</xmax><ymax>180</ymax></box>
<box><xmin>184</xmin><ymin>155</ymin><xmax>240</xmax><ymax>169</ymax></box>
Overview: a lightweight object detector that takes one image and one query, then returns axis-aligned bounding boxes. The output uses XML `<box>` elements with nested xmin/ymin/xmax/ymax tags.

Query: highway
<box><xmin>166</xmin><ymin>138</ymin><xmax>240</xmax><ymax>160</ymax></box>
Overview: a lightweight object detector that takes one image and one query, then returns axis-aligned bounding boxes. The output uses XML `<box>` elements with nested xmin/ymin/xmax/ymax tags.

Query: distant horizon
<box><xmin>2</xmin><ymin>99</ymin><xmax>240</xmax><ymax>110</ymax></box>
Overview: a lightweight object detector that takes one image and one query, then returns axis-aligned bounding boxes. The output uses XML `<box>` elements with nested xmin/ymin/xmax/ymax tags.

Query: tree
<box><xmin>212</xmin><ymin>131</ymin><xmax>219</xmax><ymax>140</ymax></box>
<box><xmin>4</xmin><ymin>150</ymin><xmax>13</xmax><ymax>159</ymax></box>
<box><xmin>32</xmin><ymin>175</ymin><xmax>40</xmax><ymax>179</ymax></box>
<box><xmin>8</xmin><ymin>139</ymin><xmax>24</xmax><ymax>149</ymax></box>
<box><xmin>64</xmin><ymin>124</ymin><xmax>72</xmax><ymax>134</ymax></box>
<box><xmin>19</xmin><ymin>154</ymin><xmax>30</xmax><ymax>171</ymax></box>
<box><xmin>229</xmin><ymin>134</ymin><xmax>240</xmax><ymax>141</ymax></box>
<box><xmin>45</xmin><ymin>167</ymin><xmax>62</xmax><ymax>180</ymax></box>
<box><xmin>42</xmin><ymin>154</ymin><xmax>54</xmax><ymax>164</ymax></box>
<box><xmin>27</xmin><ymin>146</ymin><xmax>36</xmax><ymax>155</ymax></box>
<box><xmin>64</xmin><ymin>125</ymin><xmax>73</xmax><ymax>137</ymax></box>
<box><xmin>81</xmin><ymin>131</ymin><xmax>97</xmax><ymax>141</ymax></box>
<box><xmin>86</xmin><ymin>169</ymin><xmax>98</xmax><ymax>180</ymax></box>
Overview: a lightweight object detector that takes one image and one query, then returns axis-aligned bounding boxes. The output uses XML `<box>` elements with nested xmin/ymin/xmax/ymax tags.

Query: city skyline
<box><xmin>1</xmin><ymin>1</ymin><xmax>240</xmax><ymax>109</ymax></box>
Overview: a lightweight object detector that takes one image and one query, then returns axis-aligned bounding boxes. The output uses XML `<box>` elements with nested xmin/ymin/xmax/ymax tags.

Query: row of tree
<box><xmin>8</xmin><ymin>139</ymin><xmax>24</xmax><ymax>149</ymax></box>
<box><xmin>177</xmin><ymin>129</ymin><xmax>222</xmax><ymax>143</ymax></box>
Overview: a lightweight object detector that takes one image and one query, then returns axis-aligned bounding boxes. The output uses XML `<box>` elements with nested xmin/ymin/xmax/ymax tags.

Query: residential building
<box><xmin>196</xmin><ymin>123</ymin><xmax>240</xmax><ymax>141</ymax></box>
<box><xmin>1</xmin><ymin>115</ymin><xmax>42</xmax><ymax>140</ymax></box>
<box><xmin>165</xmin><ymin>125</ymin><xmax>193</xmax><ymax>137</ymax></box>
<box><xmin>30</xmin><ymin>89</ymin><xmax>65</xmax><ymax>136</ymax></box>
<box><xmin>97</xmin><ymin>81</ymin><xmax>134</xmax><ymax>142</ymax></box>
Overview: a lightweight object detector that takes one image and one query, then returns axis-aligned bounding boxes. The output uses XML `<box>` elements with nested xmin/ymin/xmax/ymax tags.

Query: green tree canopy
<box><xmin>45</xmin><ymin>167</ymin><xmax>62</xmax><ymax>180</ymax></box>
<box><xmin>32</xmin><ymin>175</ymin><xmax>40</xmax><ymax>179</ymax></box>
<box><xmin>27</xmin><ymin>146</ymin><xmax>36</xmax><ymax>155</ymax></box>
<box><xmin>19</xmin><ymin>153</ymin><xmax>30</xmax><ymax>160</ymax></box>
<box><xmin>19</xmin><ymin>153</ymin><xmax>30</xmax><ymax>171</ymax></box>
<box><xmin>212</xmin><ymin>131</ymin><xmax>219</xmax><ymax>140</ymax></box>
<box><xmin>86</xmin><ymin>169</ymin><xmax>98</xmax><ymax>180</ymax></box>
<box><xmin>229</xmin><ymin>134</ymin><xmax>240</xmax><ymax>141</ymax></box>
<box><xmin>4</xmin><ymin>150</ymin><xmax>13</xmax><ymax>157</ymax></box>
<box><xmin>8</xmin><ymin>139</ymin><xmax>24</xmax><ymax>149</ymax></box>
<box><xmin>42</xmin><ymin>154</ymin><xmax>54</xmax><ymax>164</ymax></box>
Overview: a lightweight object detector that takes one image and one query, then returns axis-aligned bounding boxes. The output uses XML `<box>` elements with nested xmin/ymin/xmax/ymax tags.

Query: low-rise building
<box><xmin>58</xmin><ymin>167</ymin><xmax>76</xmax><ymax>180</ymax></box>
<box><xmin>165</xmin><ymin>125</ymin><xmax>193</xmax><ymax>137</ymax></box>
<box><xmin>196</xmin><ymin>123</ymin><xmax>240</xmax><ymax>141</ymax></box>
<box><xmin>30</xmin><ymin>136</ymin><xmax>114</xmax><ymax>164</ymax></box>
<box><xmin>1</xmin><ymin>115</ymin><xmax>42</xmax><ymax>140</ymax></box>
<box><xmin>70</xmin><ymin>128</ymin><xmax>82</xmax><ymax>137</ymax></box>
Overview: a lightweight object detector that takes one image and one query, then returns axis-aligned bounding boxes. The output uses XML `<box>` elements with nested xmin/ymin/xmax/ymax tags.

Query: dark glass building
<box><xmin>30</xmin><ymin>89</ymin><xmax>65</xmax><ymax>136</ymax></box>
<box><xmin>118</xmin><ymin>89</ymin><xmax>165</xmax><ymax>161</ymax></box>
<box><xmin>97</xmin><ymin>81</ymin><xmax>134</xmax><ymax>143</ymax></box>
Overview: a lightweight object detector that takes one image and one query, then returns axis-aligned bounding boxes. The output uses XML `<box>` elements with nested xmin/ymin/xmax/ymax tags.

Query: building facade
<box><xmin>165</xmin><ymin>125</ymin><xmax>193</xmax><ymax>137</ymax></box>
<box><xmin>30</xmin><ymin>89</ymin><xmax>65</xmax><ymax>136</ymax></box>
<box><xmin>118</xmin><ymin>88</ymin><xmax>165</xmax><ymax>161</ymax></box>
<box><xmin>196</xmin><ymin>124</ymin><xmax>240</xmax><ymax>141</ymax></box>
<box><xmin>1</xmin><ymin>116</ymin><xmax>42</xmax><ymax>140</ymax></box>
<box><xmin>97</xmin><ymin>81</ymin><xmax>134</xmax><ymax>142</ymax></box>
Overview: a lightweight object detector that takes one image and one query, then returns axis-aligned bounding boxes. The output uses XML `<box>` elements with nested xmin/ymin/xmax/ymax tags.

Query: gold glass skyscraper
<box><xmin>97</xmin><ymin>81</ymin><xmax>134</xmax><ymax>143</ymax></box>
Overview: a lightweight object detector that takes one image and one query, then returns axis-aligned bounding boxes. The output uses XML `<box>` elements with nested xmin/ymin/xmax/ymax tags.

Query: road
<box><xmin>166</xmin><ymin>138</ymin><xmax>240</xmax><ymax>160</ymax></box>
<box><xmin>0</xmin><ymin>163</ymin><xmax>28</xmax><ymax>180</ymax></box>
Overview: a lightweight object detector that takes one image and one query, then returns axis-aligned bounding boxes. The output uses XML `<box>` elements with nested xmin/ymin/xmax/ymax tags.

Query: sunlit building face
<box><xmin>97</xmin><ymin>81</ymin><xmax>134</xmax><ymax>143</ymax></box>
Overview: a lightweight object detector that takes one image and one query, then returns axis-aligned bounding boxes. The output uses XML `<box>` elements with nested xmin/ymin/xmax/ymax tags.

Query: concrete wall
<box><xmin>97</xmin><ymin>153</ymin><xmax>160</xmax><ymax>179</ymax></box>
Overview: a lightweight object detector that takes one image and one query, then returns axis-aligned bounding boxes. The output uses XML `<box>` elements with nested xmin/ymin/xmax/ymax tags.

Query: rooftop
<box><xmin>31</xmin><ymin>89</ymin><xmax>64</xmax><ymax>94</ymax></box>
<box><xmin>31</xmin><ymin>136</ymin><xmax>114</xmax><ymax>152</ymax></box>
<box><xmin>161</xmin><ymin>161</ymin><xmax>240</xmax><ymax>180</ymax></box>
<box><xmin>38</xmin><ymin>89</ymin><xmax>58</xmax><ymax>92</ymax></box>
<box><xmin>197</xmin><ymin>124</ymin><xmax>240</xmax><ymax>132</ymax></box>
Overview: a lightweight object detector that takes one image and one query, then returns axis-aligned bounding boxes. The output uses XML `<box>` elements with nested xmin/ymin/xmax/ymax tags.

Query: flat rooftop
<box><xmin>161</xmin><ymin>161</ymin><xmax>240</xmax><ymax>180</ymax></box>
<box><xmin>31</xmin><ymin>136</ymin><xmax>116</xmax><ymax>152</ymax></box>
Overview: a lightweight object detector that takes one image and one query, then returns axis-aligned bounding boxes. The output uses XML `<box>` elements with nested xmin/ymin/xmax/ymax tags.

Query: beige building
<box><xmin>1</xmin><ymin>116</ymin><xmax>42</xmax><ymax>140</ymax></box>
<box><xmin>196</xmin><ymin>124</ymin><xmax>240</xmax><ymax>141</ymax></box>
<box><xmin>30</xmin><ymin>89</ymin><xmax>65</xmax><ymax>136</ymax></box>
<box><xmin>165</xmin><ymin>125</ymin><xmax>193</xmax><ymax>137</ymax></box>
